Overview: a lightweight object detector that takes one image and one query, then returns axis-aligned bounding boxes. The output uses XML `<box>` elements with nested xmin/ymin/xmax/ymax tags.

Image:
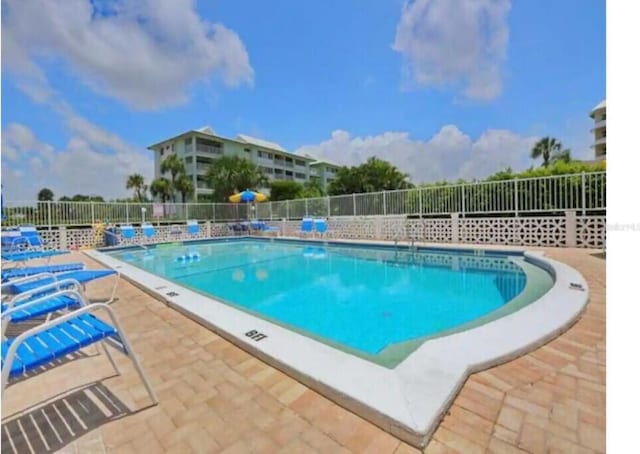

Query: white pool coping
<box><xmin>85</xmin><ymin>239</ymin><xmax>589</xmax><ymax>447</ymax></box>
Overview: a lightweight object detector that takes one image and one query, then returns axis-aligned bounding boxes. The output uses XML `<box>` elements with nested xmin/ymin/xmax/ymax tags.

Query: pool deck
<box><xmin>1</xmin><ymin>245</ymin><xmax>605</xmax><ymax>453</ymax></box>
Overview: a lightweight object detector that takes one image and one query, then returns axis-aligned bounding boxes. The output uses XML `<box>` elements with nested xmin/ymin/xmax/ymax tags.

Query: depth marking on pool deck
<box><xmin>245</xmin><ymin>330</ymin><xmax>268</xmax><ymax>342</ymax></box>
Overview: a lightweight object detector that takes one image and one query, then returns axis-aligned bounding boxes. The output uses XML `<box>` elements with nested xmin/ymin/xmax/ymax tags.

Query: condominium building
<box><xmin>590</xmin><ymin>99</ymin><xmax>606</xmax><ymax>161</ymax></box>
<box><xmin>148</xmin><ymin>127</ymin><xmax>342</xmax><ymax>201</ymax></box>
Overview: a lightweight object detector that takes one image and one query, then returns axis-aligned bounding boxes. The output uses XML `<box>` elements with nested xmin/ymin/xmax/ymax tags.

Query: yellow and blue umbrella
<box><xmin>229</xmin><ymin>189</ymin><xmax>267</xmax><ymax>203</ymax></box>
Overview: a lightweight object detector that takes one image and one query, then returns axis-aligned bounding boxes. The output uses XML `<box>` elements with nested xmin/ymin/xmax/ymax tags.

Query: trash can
<box><xmin>105</xmin><ymin>227</ymin><xmax>119</xmax><ymax>246</ymax></box>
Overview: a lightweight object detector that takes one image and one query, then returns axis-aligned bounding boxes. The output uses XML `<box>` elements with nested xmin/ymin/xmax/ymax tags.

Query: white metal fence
<box><xmin>2</xmin><ymin>172</ymin><xmax>605</xmax><ymax>228</ymax></box>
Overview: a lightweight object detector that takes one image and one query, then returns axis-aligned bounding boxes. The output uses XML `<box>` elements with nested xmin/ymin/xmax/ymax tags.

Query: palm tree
<box><xmin>530</xmin><ymin>137</ymin><xmax>562</xmax><ymax>168</ymax></box>
<box><xmin>205</xmin><ymin>156</ymin><xmax>267</xmax><ymax>202</ymax></box>
<box><xmin>37</xmin><ymin>188</ymin><xmax>54</xmax><ymax>201</ymax></box>
<box><xmin>149</xmin><ymin>177</ymin><xmax>173</xmax><ymax>203</ymax></box>
<box><xmin>126</xmin><ymin>173</ymin><xmax>148</xmax><ymax>202</ymax></box>
<box><xmin>174</xmin><ymin>174</ymin><xmax>194</xmax><ymax>203</ymax></box>
<box><xmin>160</xmin><ymin>154</ymin><xmax>186</xmax><ymax>202</ymax></box>
<box><xmin>550</xmin><ymin>148</ymin><xmax>572</xmax><ymax>165</ymax></box>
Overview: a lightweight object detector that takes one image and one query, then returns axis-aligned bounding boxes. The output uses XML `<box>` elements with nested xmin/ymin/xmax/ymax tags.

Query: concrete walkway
<box><xmin>0</xmin><ymin>248</ymin><xmax>605</xmax><ymax>453</ymax></box>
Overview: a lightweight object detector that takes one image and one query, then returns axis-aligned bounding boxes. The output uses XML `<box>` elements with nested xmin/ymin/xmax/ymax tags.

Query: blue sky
<box><xmin>1</xmin><ymin>0</ymin><xmax>605</xmax><ymax>200</ymax></box>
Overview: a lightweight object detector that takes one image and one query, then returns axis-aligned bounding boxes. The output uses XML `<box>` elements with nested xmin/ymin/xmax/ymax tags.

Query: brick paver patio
<box><xmin>1</xmin><ymin>247</ymin><xmax>605</xmax><ymax>453</ymax></box>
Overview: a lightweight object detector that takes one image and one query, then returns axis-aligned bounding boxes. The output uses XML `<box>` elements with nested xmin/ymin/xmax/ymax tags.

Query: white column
<box><xmin>451</xmin><ymin>213</ymin><xmax>459</xmax><ymax>243</ymax></box>
<box><xmin>565</xmin><ymin>210</ymin><xmax>577</xmax><ymax>247</ymax></box>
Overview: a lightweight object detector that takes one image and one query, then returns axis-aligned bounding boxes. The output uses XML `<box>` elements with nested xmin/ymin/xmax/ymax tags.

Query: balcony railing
<box><xmin>195</xmin><ymin>145</ymin><xmax>223</xmax><ymax>155</ymax></box>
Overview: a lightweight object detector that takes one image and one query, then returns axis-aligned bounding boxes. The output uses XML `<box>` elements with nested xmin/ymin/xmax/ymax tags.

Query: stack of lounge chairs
<box><xmin>1</xmin><ymin>225</ymin><xmax>157</xmax><ymax>412</ymax></box>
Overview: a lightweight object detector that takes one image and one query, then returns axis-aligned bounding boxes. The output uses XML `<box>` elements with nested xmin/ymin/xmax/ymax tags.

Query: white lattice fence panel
<box><xmin>379</xmin><ymin>218</ymin><xmax>407</xmax><ymax>240</ymax></box>
<box><xmin>38</xmin><ymin>230</ymin><xmax>62</xmax><ymax>250</ymax></box>
<box><xmin>460</xmin><ymin>218</ymin><xmax>520</xmax><ymax>245</ymax></box>
<box><xmin>67</xmin><ymin>228</ymin><xmax>101</xmax><ymax>249</ymax></box>
<box><xmin>460</xmin><ymin>217</ymin><xmax>567</xmax><ymax>247</ymax></box>
<box><xmin>423</xmin><ymin>219</ymin><xmax>453</xmax><ymax>243</ymax></box>
<box><xmin>516</xmin><ymin>217</ymin><xmax>566</xmax><ymax>247</ymax></box>
<box><xmin>577</xmin><ymin>216</ymin><xmax>606</xmax><ymax>248</ymax></box>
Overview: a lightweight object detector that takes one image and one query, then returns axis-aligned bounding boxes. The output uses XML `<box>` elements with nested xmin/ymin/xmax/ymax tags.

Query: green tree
<box><xmin>328</xmin><ymin>157</ymin><xmax>413</xmax><ymax>195</ymax></box>
<box><xmin>205</xmin><ymin>156</ymin><xmax>267</xmax><ymax>202</ymax></box>
<box><xmin>175</xmin><ymin>174</ymin><xmax>195</xmax><ymax>203</ymax></box>
<box><xmin>160</xmin><ymin>154</ymin><xmax>186</xmax><ymax>201</ymax></box>
<box><xmin>150</xmin><ymin>177</ymin><xmax>173</xmax><ymax>203</ymax></box>
<box><xmin>530</xmin><ymin>137</ymin><xmax>568</xmax><ymax>168</ymax></box>
<box><xmin>550</xmin><ymin>148</ymin><xmax>572</xmax><ymax>165</ymax></box>
<box><xmin>126</xmin><ymin>173</ymin><xmax>148</xmax><ymax>202</ymax></box>
<box><xmin>301</xmin><ymin>179</ymin><xmax>325</xmax><ymax>198</ymax></box>
<box><xmin>37</xmin><ymin>188</ymin><xmax>54</xmax><ymax>201</ymax></box>
<box><xmin>269</xmin><ymin>180</ymin><xmax>304</xmax><ymax>201</ymax></box>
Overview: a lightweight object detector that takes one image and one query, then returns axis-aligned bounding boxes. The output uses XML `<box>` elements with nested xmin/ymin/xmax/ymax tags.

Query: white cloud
<box><xmin>295</xmin><ymin>126</ymin><xmax>538</xmax><ymax>184</ymax></box>
<box><xmin>1</xmin><ymin>122</ymin><xmax>154</xmax><ymax>201</ymax></box>
<box><xmin>1</xmin><ymin>0</ymin><xmax>254</xmax><ymax>110</ymax></box>
<box><xmin>392</xmin><ymin>0</ymin><xmax>511</xmax><ymax>100</ymax></box>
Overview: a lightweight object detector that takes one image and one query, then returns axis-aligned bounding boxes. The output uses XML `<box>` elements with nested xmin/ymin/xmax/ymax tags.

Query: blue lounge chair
<box><xmin>2</xmin><ymin>269</ymin><xmax>120</xmax><ymax>304</ymax></box>
<box><xmin>120</xmin><ymin>224</ymin><xmax>136</xmax><ymax>241</ymax></box>
<box><xmin>18</xmin><ymin>225</ymin><xmax>51</xmax><ymax>250</ymax></box>
<box><xmin>1</xmin><ymin>298</ymin><xmax>158</xmax><ymax>407</ymax></box>
<box><xmin>141</xmin><ymin>223</ymin><xmax>156</xmax><ymax>240</ymax></box>
<box><xmin>300</xmin><ymin>218</ymin><xmax>314</xmax><ymax>236</ymax></box>
<box><xmin>314</xmin><ymin>218</ymin><xmax>328</xmax><ymax>238</ymax></box>
<box><xmin>1</xmin><ymin>262</ymin><xmax>85</xmax><ymax>282</ymax></box>
<box><xmin>1</xmin><ymin>249</ymin><xmax>69</xmax><ymax>263</ymax></box>
<box><xmin>2</xmin><ymin>282</ymin><xmax>86</xmax><ymax>336</ymax></box>
<box><xmin>187</xmin><ymin>220</ymin><xmax>199</xmax><ymax>235</ymax></box>
<box><xmin>1</xmin><ymin>230</ymin><xmax>23</xmax><ymax>252</ymax></box>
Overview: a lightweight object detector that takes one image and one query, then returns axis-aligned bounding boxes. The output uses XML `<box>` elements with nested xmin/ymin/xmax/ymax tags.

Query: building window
<box><xmin>295</xmin><ymin>172</ymin><xmax>306</xmax><ymax>179</ymax></box>
<box><xmin>244</xmin><ymin>148</ymin><xmax>251</xmax><ymax>153</ymax></box>
<box><xmin>160</xmin><ymin>150</ymin><xmax>164</xmax><ymax>157</ymax></box>
<box><xmin>295</xmin><ymin>159</ymin><xmax>306</xmax><ymax>166</ymax></box>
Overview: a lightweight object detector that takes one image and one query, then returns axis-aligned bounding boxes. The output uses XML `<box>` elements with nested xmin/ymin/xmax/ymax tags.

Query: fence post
<box><xmin>419</xmin><ymin>189</ymin><xmax>423</xmax><ymax>217</ymax></box>
<box><xmin>47</xmin><ymin>201</ymin><xmax>52</xmax><ymax>229</ymax></box>
<box><xmin>305</xmin><ymin>199</ymin><xmax>309</xmax><ymax>216</ymax></box>
<box><xmin>565</xmin><ymin>210</ymin><xmax>577</xmax><ymax>247</ymax></box>
<box><xmin>461</xmin><ymin>186</ymin><xmax>466</xmax><ymax>217</ymax></box>
<box><xmin>91</xmin><ymin>201</ymin><xmax>95</xmax><ymax>226</ymax></box>
<box><xmin>581</xmin><ymin>172</ymin><xmax>586</xmax><ymax>215</ymax></box>
<box><xmin>286</xmin><ymin>200</ymin><xmax>290</xmax><ymax>220</ymax></box>
<box><xmin>383</xmin><ymin>191</ymin><xmax>387</xmax><ymax>216</ymax></box>
<box><xmin>269</xmin><ymin>202</ymin><xmax>273</xmax><ymax>221</ymax></box>
<box><xmin>185</xmin><ymin>203</ymin><xmax>189</xmax><ymax>221</ymax></box>
<box><xmin>514</xmin><ymin>179</ymin><xmax>519</xmax><ymax>216</ymax></box>
<box><xmin>352</xmin><ymin>193</ymin><xmax>356</xmax><ymax>216</ymax></box>
<box><xmin>126</xmin><ymin>202</ymin><xmax>130</xmax><ymax>224</ymax></box>
<box><xmin>327</xmin><ymin>196</ymin><xmax>331</xmax><ymax>218</ymax></box>
<box><xmin>212</xmin><ymin>203</ymin><xmax>216</xmax><ymax>223</ymax></box>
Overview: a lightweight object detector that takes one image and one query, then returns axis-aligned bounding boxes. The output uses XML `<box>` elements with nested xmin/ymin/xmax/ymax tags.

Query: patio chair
<box><xmin>141</xmin><ymin>223</ymin><xmax>156</xmax><ymax>240</ymax></box>
<box><xmin>2</xmin><ymin>262</ymin><xmax>85</xmax><ymax>282</ymax></box>
<box><xmin>2</xmin><ymin>269</ymin><xmax>120</xmax><ymax>304</ymax></box>
<box><xmin>314</xmin><ymin>218</ymin><xmax>328</xmax><ymax>238</ymax></box>
<box><xmin>119</xmin><ymin>224</ymin><xmax>136</xmax><ymax>242</ymax></box>
<box><xmin>187</xmin><ymin>220</ymin><xmax>200</xmax><ymax>236</ymax></box>
<box><xmin>1</xmin><ymin>297</ymin><xmax>158</xmax><ymax>407</ymax></box>
<box><xmin>299</xmin><ymin>218</ymin><xmax>314</xmax><ymax>237</ymax></box>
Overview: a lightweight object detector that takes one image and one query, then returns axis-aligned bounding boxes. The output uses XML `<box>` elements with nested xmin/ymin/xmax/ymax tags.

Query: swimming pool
<box><xmin>88</xmin><ymin>237</ymin><xmax>588</xmax><ymax>447</ymax></box>
<box><xmin>106</xmin><ymin>239</ymin><xmax>550</xmax><ymax>366</ymax></box>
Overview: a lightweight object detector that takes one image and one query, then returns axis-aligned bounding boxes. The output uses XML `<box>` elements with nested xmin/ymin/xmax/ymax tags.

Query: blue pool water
<box><xmin>108</xmin><ymin>239</ymin><xmax>528</xmax><ymax>356</ymax></box>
